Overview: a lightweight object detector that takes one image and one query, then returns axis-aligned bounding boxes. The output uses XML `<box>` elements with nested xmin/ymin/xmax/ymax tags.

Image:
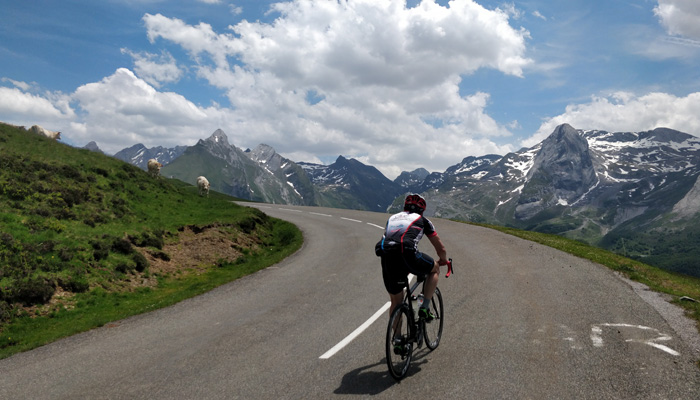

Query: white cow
<box><xmin>29</xmin><ymin>125</ymin><xmax>61</xmax><ymax>140</ymax></box>
<box><xmin>197</xmin><ymin>176</ymin><xmax>210</xmax><ymax>197</ymax></box>
<box><xmin>147</xmin><ymin>159</ymin><xmax>162</xmax><ymax>178</ymax></box>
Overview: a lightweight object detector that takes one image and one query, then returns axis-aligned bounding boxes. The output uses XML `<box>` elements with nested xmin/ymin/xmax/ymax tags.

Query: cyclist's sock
<box><xmin>421</xmin><ymin>298</ymin><xmax>431</xmax><ymax>311</ymax></box>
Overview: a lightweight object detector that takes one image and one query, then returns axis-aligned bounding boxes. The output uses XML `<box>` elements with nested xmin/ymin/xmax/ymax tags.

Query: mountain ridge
<box><xmin>110</xmin><ymin>124</ymin><xmax>700</xmax><ymax>276</ymax></box>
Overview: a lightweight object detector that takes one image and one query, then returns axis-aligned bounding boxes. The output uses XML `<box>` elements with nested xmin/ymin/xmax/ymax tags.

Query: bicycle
<box><xmin>386</xmin><ymin>258</ymin><xmax>453</xmax><ymax>380</ymax></box>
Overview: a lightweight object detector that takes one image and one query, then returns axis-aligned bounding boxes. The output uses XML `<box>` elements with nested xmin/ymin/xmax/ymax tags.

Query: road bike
<box><xmin>386</xmin><ymin>258</ymin><xmax>453</xmax><ymax>380</ymax></box>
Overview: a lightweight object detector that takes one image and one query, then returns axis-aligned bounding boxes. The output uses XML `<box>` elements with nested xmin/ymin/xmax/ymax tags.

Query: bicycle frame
<box><xmin>386</xmin><ymin>259</ymin><xmax>453</xmax><ymax>380</ymax></box>
<box><xmin>402</xmin><ymin>258</ymin><xmax>453</xmax><ymax>340</ymax></box>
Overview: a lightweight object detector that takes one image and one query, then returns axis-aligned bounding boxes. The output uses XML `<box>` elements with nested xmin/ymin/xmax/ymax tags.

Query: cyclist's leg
<box><xmin>381</xmin><ymin>254</ymin><xmax>408</xmax><ymax>316</ymax></box>
<box><xmin>407</xmin><ymin>252</ymin><xmax>439</xmax><ymax>310</ymax></box>
<box><xmin>422</xmin><ymin>261</ymin><xmax>439</xmax><ymax>306</ymax></box>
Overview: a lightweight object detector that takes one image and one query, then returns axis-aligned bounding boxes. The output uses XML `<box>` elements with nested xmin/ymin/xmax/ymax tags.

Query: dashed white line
<box><xmin>367</xmin><ymin>223</ymin><xmax>384</xmax><ymax>229</ymax></box>
<box><xmin>340</xmin><ymin>217</ymin><xmax>362</xmax><ymax>223</ymax></box>
<box><xmin>310</xmin><ymin>212</ymin><xmax>332</xmax><ymax>217</ymax></box>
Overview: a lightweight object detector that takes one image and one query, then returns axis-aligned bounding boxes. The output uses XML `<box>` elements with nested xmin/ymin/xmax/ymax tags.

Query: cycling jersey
<box><xmin>376</xmin><ymin>211</ymin><xmax>437</xmax><ymax>254</ymax></box>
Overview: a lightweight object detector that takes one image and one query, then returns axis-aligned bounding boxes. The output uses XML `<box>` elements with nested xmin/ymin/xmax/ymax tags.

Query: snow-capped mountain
<box><xmin>415</xmin><ymin>123</ymin><xmax>700</xmax><ymax>276</ymax></box>
<box><xmin>111</xmin><ymin>124</ymin><xmax>700</xmax><ymax>276</ymax></box>
<box><xmin>245</xmin><ymin>144</ymin><xmax>318</xmax><ymax>205</ymax></box>
<box><xmin>394</xmin><ymin>168</ymin><xmax>430</xmax><ymax>193</ymax></box>
<box><xmin>300</xmin><ymin>156</ymin><xmax>404</xmax><ymax>211</ymax></box>
<box><xmin>113</xmin><ymin>143</ymin><xmax>187</xmax><ymax>170</ymax></box>
<box><xmin>161</xmin><ymin>130</ymin><xmax>309</xmax><ymax>205</ymax></box>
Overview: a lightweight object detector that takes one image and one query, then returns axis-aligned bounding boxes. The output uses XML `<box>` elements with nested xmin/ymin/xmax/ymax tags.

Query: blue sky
<box><xmin>1</xmin><ymin>0</ymin><xmax>699</xmax><ymax>178</ymax></box>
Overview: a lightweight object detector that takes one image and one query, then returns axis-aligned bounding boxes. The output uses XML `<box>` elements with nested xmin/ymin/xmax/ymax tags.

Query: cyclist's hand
<box><xmin>438</xmin><ymin>258</ymin><xmax>449</xmax><ymax>266</ymax></box>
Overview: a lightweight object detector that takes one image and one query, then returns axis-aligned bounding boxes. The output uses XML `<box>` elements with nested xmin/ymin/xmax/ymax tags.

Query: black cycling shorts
<box><xmin>380</xmin><ymin>251</ymin><xmax>435</xmax><ymax>294</ymax></box>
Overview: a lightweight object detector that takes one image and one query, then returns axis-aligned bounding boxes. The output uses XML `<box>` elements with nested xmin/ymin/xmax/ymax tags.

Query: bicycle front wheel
<box><xmin>423</xmin><ymin>287</ymin><xmax>444</xmax><ymax>350</ymax></box>
<box><xmin>386</xmin><ymin>304</ymin><xmax>413</xmax><ymax>380</ymax></box>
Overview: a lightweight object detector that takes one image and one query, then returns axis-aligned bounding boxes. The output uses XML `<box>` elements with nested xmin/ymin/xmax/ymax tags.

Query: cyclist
<box><xmin>375</xmin><ymin>194</ymin><xmax>448</xmax><ymax>320</ymax></box>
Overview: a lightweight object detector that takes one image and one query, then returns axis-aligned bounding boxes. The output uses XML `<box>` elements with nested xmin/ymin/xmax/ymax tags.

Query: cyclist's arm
<box><xmin>428</xmin><ymin>233</ymin><xmax>448</xmax><ymax>265</ymax></box>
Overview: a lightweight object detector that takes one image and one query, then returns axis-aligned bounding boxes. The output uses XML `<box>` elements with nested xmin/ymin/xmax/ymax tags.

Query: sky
<box><xmin>1</xmin><ymin>0</ymin><xmax>699</xmax><ymax>179</ymax></box>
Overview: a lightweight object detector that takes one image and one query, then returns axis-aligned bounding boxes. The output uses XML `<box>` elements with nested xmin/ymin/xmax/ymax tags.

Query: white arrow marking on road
<box><xmin>590</xmin><ymin>323</ymin><xmax>680</xmax><ymax>356</ymax></box>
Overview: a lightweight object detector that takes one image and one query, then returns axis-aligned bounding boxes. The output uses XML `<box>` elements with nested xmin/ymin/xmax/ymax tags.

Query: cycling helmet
<box><xmin>403</xmin><ymin>194</ymin><xmax>427</xmax><ymax>215</ymax></box>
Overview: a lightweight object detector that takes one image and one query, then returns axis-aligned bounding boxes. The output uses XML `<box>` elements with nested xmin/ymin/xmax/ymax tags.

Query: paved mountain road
<box><xmin>1</xmin><ymin>204</ymin><xmax>699</xmax><ymax>399</ymax></box>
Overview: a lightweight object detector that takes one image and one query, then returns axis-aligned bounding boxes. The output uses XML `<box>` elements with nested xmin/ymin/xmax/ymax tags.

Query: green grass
<box><xmin>0</xmin><ymin>218</ymin><xmax>301</xmax><ymax>358</ymax></box>
<box><xmin>474</xmin><ymin>222</ymin><xmax>700</xmax><ymax>334</ymax></box>
<box><xmin>0</xmin><ymin>123</ymin><xmax>303</xmax><ymax>359</ymax></box>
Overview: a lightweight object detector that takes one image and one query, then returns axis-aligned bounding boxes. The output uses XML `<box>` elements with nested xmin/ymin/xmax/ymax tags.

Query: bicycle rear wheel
<box><xmin>386</xmin><ymin>304</ymin><xmax>413</xmax><ymax>380</ymax></box>
<box><xmin>423</xmin><ymin>286</ymin><xmax>444</xmax><ymax>350</ymax></box>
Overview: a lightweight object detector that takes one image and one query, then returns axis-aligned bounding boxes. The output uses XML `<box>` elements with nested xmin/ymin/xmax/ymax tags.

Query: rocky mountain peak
<box><xmin>516</xmin><ymin>124</ymin><xmax>598</xmax><ymax>219</ymax></box>
<box><xmin>83</xmin><ymin>141</ymin><xmax>103</xmax><ymax>153</ymax></box>
<box><xmin>207</xmin><ymin>129</ymin><xmax>230</xmax><ymax>146</ymax></box>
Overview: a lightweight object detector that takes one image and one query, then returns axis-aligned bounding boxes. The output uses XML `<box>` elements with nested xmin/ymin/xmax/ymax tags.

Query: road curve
<box><xmin>1</xmin><ymin>204</ymin><xmax>699</xmax><ymax>399</ymax></box>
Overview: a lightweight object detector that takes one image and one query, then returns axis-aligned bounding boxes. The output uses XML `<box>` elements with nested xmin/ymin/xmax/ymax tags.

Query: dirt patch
<box><xmin>143</xmin><ymin>225</ymin><xmax>259</xmax><ymax>277</ymax></box>
<box><xmin>32</xmin><ymin>225</ymin><xmax>258</xmax><ymax>316</ymax></box>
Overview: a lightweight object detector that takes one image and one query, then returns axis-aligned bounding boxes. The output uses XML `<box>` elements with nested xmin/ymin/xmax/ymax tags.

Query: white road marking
<box><xmin>309</xmin><ymin>212</ymin><xmax>332</xmax><ymax>217</ymax></box>
<box><xmin>320</xmin><ymin>275</ymin><xmax>415</xmax><ymax>359</ymax></box>
<box><xmin>590</xmin><ymin>323</ymin><xmax>680</xmax><ymax>356</ymax></box>
<box><xmin>367</xmin><ymin>223</ymin><xmax>384</xmax><ymax>229</ymax></box>
<box><xmin>340</xmin><ymin>217</ymin><xmax>362</xmax><ymax>223</ymax></box>
<box><xmin>319</xmin><ymin>302</ymin><xmax>390</xmax><ymax>360</ymax></box>
<box><xmin>279</xmin><ymin>208</ymin><xmax>302</xmax><ymax>212</ymax></box>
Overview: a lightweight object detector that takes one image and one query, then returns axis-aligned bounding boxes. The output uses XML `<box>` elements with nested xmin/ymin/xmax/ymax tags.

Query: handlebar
<box><xmin>445</xmin><ymin>258</ymin><xmax>454</xmax><ymax>278</ymax></box>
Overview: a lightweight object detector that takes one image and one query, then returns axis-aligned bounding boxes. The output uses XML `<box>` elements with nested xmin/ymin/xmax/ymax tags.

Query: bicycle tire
<box><xmin>423</xmin><ymin>286</ymin><xmax>444</xmax><ymax>350</ymax></box>
<box><xmin>386</xmin><ymin>304</ymin><xmax>413</xmax><ymax>380</ymax></box>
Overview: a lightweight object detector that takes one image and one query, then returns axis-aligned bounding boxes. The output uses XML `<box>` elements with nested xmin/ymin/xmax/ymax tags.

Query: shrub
<box><xmin>114</xmin><ymin>260</ymin><xmax>135</xmax><ymax>274</ymax></box>
<box><xmin>111</xmin><ymin>238</ymin><xmax>134</xmax><ymax>255</ymax></box>
<box><xmin>150</xmin><ymin>250</ymin><xmax>170</xmax><ymax>261</ymax></box>
<box><xmin>62</xmin><ymin>275</ymin><xmax>89</xmax><ymax>293</ymax></box>
<box><xmin>91</xmin><ymin>239</ymin><xmax>110</xmax><ymax>261</ymax></box>
<box><xmin>132</xmin><ymin>252</ymin><xmax>149</xmax><ymax>272</ymax></box>
<box><xmin>129</xmin><ymin>231</ymin><xmax>163</xmax><ymax>249</ymax></box>
<box><xmin>13</xmin><ymin>277</ymin><xmax>55</xmax><ymax>306</ymax></box>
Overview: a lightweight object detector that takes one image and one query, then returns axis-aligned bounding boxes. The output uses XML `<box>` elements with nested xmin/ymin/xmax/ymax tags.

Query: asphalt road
<box><xmin>1</xmin><ymin>204</ymin><xmax>699</xmax><ymax>399</ymax></box>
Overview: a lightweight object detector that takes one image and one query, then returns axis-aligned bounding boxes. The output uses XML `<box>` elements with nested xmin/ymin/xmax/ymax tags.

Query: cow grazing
<box><xmin>197</xmin><ymin>176</ymin><xmax>210</xmax><ymax>197</ymax></box>
<box><xmin>29</xmin><ymin>125</ymin><xmax>61</xmax><ymax>140</ymax></box>
<box><xmin>147</xmin><ymin>159</ymin><xmax>162</xmax><ymax>178</ymax></box>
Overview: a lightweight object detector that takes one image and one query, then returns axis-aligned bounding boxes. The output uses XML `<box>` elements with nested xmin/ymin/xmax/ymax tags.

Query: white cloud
<box><xmin>1</xmin><ymin>77</ymin><xmax>35</xmax><ymax>91</ymax></box>
<box><xmin>532</xmin><ymin>10</ymin><xmax>546</xmax><ymax>21</ymax></box>
<box><xmin>524</xmin><ymin>91</ymin><xmax>700</xmax><ymax>146</ymax></box>
<box><xmin>229</xmin><ymin>4</ymin><xmax>243</xmax><ymax>16</ymax></box>
<box><xmin>120</xmin><ymin>48</ymin><xmax>184</xmax><ymax>87</ymax></box>
<box><xmin>69</xmin><ymin>68</ymin><xmax>228</xmax><ymax>153</ymax></box>
<box><xmin>654</xmin><ymin>0</ymin><xmax>700</xmax><ymax>40</ymax></box>
<box><xmin>141</xmin><ymin>0</ymin><xmax>531</xmax><ymax>177</ymax></box>
<box><xmin>0</xmin><ymin>86</ymin><xmax>74</xmax><ymax>127</ymax></box>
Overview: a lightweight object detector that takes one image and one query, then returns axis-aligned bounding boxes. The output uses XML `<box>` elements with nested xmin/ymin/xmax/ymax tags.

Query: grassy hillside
<box><xmin>0</xmin><ymin>123</ymin><xmax>302</xmax><ymax>358</ymax></box>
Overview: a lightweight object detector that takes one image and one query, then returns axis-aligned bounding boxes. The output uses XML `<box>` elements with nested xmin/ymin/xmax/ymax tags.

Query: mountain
<box><xmin>394</xmin><ymin>168</ymin><xmax>430</xmax><ymax>192</ymax></box>
<box><xmin>245</xmin><ymin>144</ymin><xmax>318</xmax><ymax>205</ymax></box>
<box><xmin>300</xmin><ymin>156</ymin><xmax>404</xmax><ymax>211</ymax></box>
<box><xmin>418</xmin><ymin>123</ymin><xmax>700</xmax><ymax>276</ymax></box>
<box><xmin>161</xmin><ymin>130</ymin><xmax>309</xmax><ymax>204</ymax></box>
<box><xmin>113</xmin><ymin>129</ymin><xmax>404</xmax><ymax>211</ymax></box>
<box><xmin>113</xmin><ymin>143</ymin><xmax>187</xmax><ymax>170</ymax></box>
<box><xmin>83</xmin><ymin>141</ymin><xmax>104</xmax><ymax>153</ymax></box>
<box><xmin>110</xmin><ymin>124</ymin><xmax>700</xmax><ymax>275</ymax></box>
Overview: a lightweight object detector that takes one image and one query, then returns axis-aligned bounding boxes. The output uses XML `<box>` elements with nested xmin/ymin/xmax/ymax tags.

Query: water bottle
<box><xmin>411</xmin><ymin>294</ymin><xmax>424</xmax><ymax>319</ymax></box>
<box><xmin>411</xmin><ymin>295</ymin><xmax>419</xmax><ymax>318</ymax></box>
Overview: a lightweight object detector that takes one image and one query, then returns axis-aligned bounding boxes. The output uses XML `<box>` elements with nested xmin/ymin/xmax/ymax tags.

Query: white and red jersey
<box><xmin>376</xmin><ymin>211</ymin><xmax>437</xmax><ymax>253</ymax></box>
